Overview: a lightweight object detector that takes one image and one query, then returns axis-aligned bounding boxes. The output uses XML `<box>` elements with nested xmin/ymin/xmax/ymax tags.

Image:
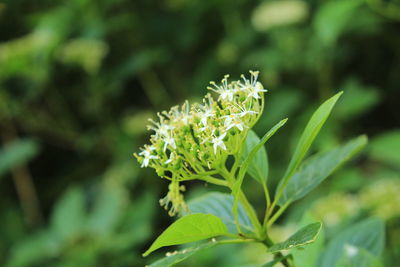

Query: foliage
<box><xmin>0</xmin><ymin>0</ymin><xmax>399</xmax><ymax>266</ymax></box>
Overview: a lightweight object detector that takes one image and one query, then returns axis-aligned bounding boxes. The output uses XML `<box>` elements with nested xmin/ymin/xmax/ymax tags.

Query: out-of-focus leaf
<box><xmin>6</xmin><ymin>231</ymin><xmax>60</xmax><ymax>267</ymax></box>
<box><xmin>369</xmin><ymin>130</ymin><xmax>400</xmax><ymax>166</ymax></box>
<box><xmin>86</xmin><ymin>185</ymin><xmax>126</xmax><ymax>236</ymax></box>
<box><xmin>252</xmin><ymin>0</ymin><xmax>309</xmax><ymax>31</ymax></box>
<box><xmin>276</xmin><ymin>92</ymin><xmax>342</xmax><ymax>201</ymax></box>
<box><xmin>314</xmin><ymin>0</ymin><xmax>363</xmax><ymax>45</ymax></box>
<box><xmin>0</xmin><ymin>139</ymin><xmax>39</xmax><ymax>178</ymax></box>
<box><xmin>279</xmin><ymin>135</ymin><xmax>367</xmax><ymax>205</ymax></box>
<box><xmin>148</xmin><ymin>242</ymin><xmax>216</xmax><ymax>267</ymax></box>
<box><xmin>50</xmin><ymin>187</ymin><xmax>86</xmax><ymax>242</ymax></box>
<box><xmin>321</xmin><ymin>218</ymin><xmax>385</xmax><ymax>267</ymax></box>
<box><xmin>336</xmin><ymin>79</ymin><xmax>380</xmax><ymax>120</ymax></box>
<box><xmin>336</xmin><ymin>246</ymin><xmax>384</xmax><ymax>267</ymax></box>
<box><xmin>240</xmin><ymin>130</ymin><xmax>269</xmax><ymax>183</ymax></box>
<box><xmin>143</xmin><ymin>214</ymin><xmax>228</xmax><ymax>256</ymax></box>
<box><xmin>268</xmin><ymin>222</ymin><xmax>322</xmax><ymax>253</ymax></box>
<box><xmin>187</xmin><ymin>192</ymin><xmax>254</xmax><ymax>234</ymax></box>
<box><xmin>57</xmin><ymin>38</ymin><xmax>108</xmax><ymax>74</ymax></box>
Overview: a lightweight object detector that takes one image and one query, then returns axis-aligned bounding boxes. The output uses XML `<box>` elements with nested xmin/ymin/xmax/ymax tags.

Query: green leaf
<box><xmin>50</xmin><ymin>187</ymin><xmax>86</xmax><ymax>242</ymax></box>
<box><xmin>314</xmin><ymin>0</ymin><xmax>363</xmax><ymax>45</ymax></box>
<box><xmin>369</xmin><ymin>130</ymin><xmax>400</xmax><ymax>166</ymax></box>
<box><xmin>148</xmin><ymin>242</ymin><xmax>216</xmax><ymax>267</ymax></box>
<box><xmin>275</xmin><ymin>92</ymin><xmax>342</xmax><ymax>203</ymax></box>
<box><xmin>279</xmin><ymin>135</ymin><xmax>367</xmax><ymax>206</ymax></box>
<box><xmin>187</xmin><ymin>192</ymin><xmax>254</xmax><ymax>234</ymax></box>
<box><xmin>268</xmin><ymin>222</ymin><xmax>322</xmax><ymax>253</ymax></box>
<box><xmin>233</xmin><ymin>119</ymin><xmax>287</xmax><ymax>197</ymax></box>
<box><xmin>240</xmin><ymin>130</ymin><xmax>269</xmax><ymax>183</ymax></box>
<box><xmin>143</xmin><ymin>214</ymin><xmax>229</xmax><ymax>256</ymax></box>
<box><xmin>292</xmin><ymin>213</ymin><xmax>325</xmax><ymax>267</ymax></box>
<box><xmin>321</xmin><ymin>218</ymin><xmax>385</xmax><ymax>267</ymax></box>
<box><xmin>0</xmin><ymin>139</ymin><xmax>39</xmax><ymax>178</ymax></box>
<box><xmin>336</xmin><ymin>247</ymin><xmax>384</xmax><ymax>267</ymax></box>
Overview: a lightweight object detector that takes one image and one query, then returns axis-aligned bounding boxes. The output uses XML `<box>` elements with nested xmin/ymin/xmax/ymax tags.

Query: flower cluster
<box><xmin>135</xmin><ymin>71</ymin><xmax>267</xmax><ymax>216</ymax></box>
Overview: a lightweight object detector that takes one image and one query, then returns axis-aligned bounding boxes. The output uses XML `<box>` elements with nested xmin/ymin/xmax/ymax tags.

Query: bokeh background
<box><xmin>0</xmin><ymin>0</ymin><xmax>399</xmax><ymax>266</ymax></box>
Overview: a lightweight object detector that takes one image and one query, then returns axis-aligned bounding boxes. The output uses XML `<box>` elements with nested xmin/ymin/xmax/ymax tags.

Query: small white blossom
<box><xmin>163</xmin><ymin>134</ymin><xmax>176</xmax><ymax>152</ymax></box>
<box><xmin>211</xmin><ymin>133</ymin><xmax>227</xmax><ymax>154</ymax></box>
<box><xmin>208</xmin><ymin>75</ymin><xmax>236</xmax><ymax>102</ymax></box>
<box><xmin>224</xmin><ymin>114</ymin><xmax>245</xmax><ymax>131</ymax></box>
<box><xmin>247</xmin><ymin>81</ymin><xmax>267</xmax><ymax>100</ymax></box>
<box><xmin>139</xmin><ymin>145</ymin><xmax>158</xmax><ymax>167</ymax></box>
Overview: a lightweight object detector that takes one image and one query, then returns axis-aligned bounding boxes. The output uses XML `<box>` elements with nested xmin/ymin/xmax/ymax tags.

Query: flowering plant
<box><xmin>135</xmin><ymin>71</ymin><xmax>368</xmax><ymax>266</ymax></box>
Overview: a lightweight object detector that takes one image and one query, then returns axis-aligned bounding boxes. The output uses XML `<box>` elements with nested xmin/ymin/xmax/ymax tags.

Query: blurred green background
<box><xmin>0</xmin><ymin>0</ymin><xmax>399</xmax><ymax>266</ymax></box>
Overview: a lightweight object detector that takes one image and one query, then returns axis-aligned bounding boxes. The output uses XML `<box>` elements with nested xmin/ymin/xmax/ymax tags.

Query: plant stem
<box><xmin>263</xmin><ymin>235</ymin><xmax>292</xmax><ymax>267</ymax></box>
<box><xmin>267</xmin><ymin>201</ymin><xmax>290</xmax><ymax>228</ymax></box>
<box><xmin>262</xmin><ymin>182</ymin><xmax>271</xmax><ymax>226</ymax></box>
<box><xmin>201</xmin><ymin>176</ymin><xmax>228</xmax><ymax>186</ymax></box>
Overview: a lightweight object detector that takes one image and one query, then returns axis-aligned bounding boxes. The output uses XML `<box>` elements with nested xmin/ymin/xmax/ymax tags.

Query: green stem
<box><xmin>217</xmin><ymin>238</ymin><xmax>256</xmax><ymax>245</ymax></box>
<box><xmin>267</xmin><ymin>201</ymin><xmax>290</xmax><ymax>228</ymax></box>
<box><xmin>263</xmin><ymin>235</ymin><xmax>293</xmax><ymax>267</ymax></box>
<box><xmin>219</xmin><ymin>167</ymin><xmax>264</xmax><ymax>238</ymax></box>
<box><xmin>262</xmin><ymin>182</ymin><xmax>271</xmax><ymax>226</ymax></box>
<box><xmin>201</xmin><ymin>176</ymin><xmax>228</xmax><ymax>186</ymax></box>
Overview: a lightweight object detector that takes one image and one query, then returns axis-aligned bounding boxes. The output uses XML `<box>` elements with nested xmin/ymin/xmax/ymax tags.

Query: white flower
<box><xmin>208</xmin><ymin>75</ymin><xmax>236</xmax><ymax>102</ymax></box>
<box><xmin>224</xmin><ymin>114</ymin><xmax>245</xmax><ymax>131</ymax></box>
<box><xmin>247</xmin><ymin>81</ymin><xmax>267</xmax><ymax>100</ymax></box>
<box><xmin>239</xmin><ymin>71</ymin><xmax>267</xmax><ymax>100</ymax></box>
<box><xmin>211</xmin><ymin>133</ymin><xmax>227</xmax><ymax>154</ymax></box>
<box><xmin>139</xmin><ymin>145</ymin><xmax>158</xmax><ymax>167</ymax></box>
<box><xmin>163</xmin><ymin>134</ymin><xmax>176</xmax><ymax>152</ymax></box>
<box><xmin>230</xmin><ymin>103</ymin><xmax>258</xmax><ymax>117</ymax></box>
<box><xmin>148</xmin><ymin>118</ymin><xmax>175</xmax><ymax>137</ymax></box>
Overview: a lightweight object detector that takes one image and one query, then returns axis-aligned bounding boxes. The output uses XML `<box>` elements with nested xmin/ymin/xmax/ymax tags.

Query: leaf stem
<box><xmin>201</xmin><ymin>176</ymin><xmax>229</xmax><ymax>186</ymax></box>
<box><xmin>267</xmin><ymin>201</ymin><xmax>290</xmax><ymax>228</ymax></box>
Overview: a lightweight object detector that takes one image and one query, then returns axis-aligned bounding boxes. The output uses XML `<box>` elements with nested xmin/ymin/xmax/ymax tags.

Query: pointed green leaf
<box><xmin>232</xmin><ymin>119</ymin><xmax>287</xmax><ymax>230</ymax></box>
<box><xmin>321</xmin><ymin>218</ymin><xmax>385</xmax><ymax>267</ymax></box>
<box><xmin>233</xmin><ymin>119</ymin><xmax>288</xmax><ymax>197</ymax></box>
<box><xmin>187</xmin><ymin>192</ymin><xmax>254</xmax><ymax>234</ymax></box>
<box><xmin>148</xmin><ymin>242</ymin><xmax>216</xmax><ymax>267</ymax></box>
<box><xmin>268</xmin><ymin>222</ymin><xmax>322</xmax><ymax>253</ymax></box>
<box><xmin>275</xmin><ymin>92</ymin><xmax>342</xmax><ymax>203</ymax></box>
<box><xmin>279</xmin><ymin>135</ymin><xmax>367</xmax><ymax>206</ymax></box>
<box><xmin>240</xmin><ymin>130</ymin><xmax>269</xmax><ymax>183</ymax></box>
<box><xmin>143</xmin><ymin>214</ymin><xmax>228</xmax><ymax>256</ymax></box>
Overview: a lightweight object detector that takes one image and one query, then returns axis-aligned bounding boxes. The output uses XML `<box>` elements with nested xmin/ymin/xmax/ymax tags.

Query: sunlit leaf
<box><xmin>187</xmin><ymin>192</ymin><xmax>254</xmax><ymax>234</ymax></box>
<box><xmin>143</xmin><ymin>214</ymin><xmax>229</xmax><ymax>256</ymax></box>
